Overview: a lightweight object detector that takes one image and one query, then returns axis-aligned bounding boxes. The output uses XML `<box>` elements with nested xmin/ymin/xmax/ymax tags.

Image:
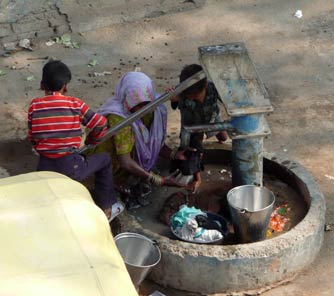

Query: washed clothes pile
<box><xmin>171</xmin><ymin>206</ymin><xmax>224</xmax><ymax>243</ymax></box>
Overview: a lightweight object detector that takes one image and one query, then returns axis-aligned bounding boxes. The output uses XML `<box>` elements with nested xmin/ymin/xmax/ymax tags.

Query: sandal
<box><xmin>109</xmin><ymin>201</ymin><xmax>125</xmax><ymax>222</ymax></box>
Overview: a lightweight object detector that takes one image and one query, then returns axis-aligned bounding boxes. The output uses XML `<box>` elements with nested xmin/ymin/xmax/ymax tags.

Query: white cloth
<box><xmin>194</xmin><ymin>229</ymin><xmax>223</xmax><ymax>243</ymax></box>
<box><xmin>178</xmin><ymin>218</ymin><xmax>198</xmax><ymax>241</ymax></box>
<box><xmin>294</xmin><ymin>10</ymin><xmax>303</xmax><ymax>18</ymax></box>
<box><xmin>176</xmin><ymin>218</ymin><xmax>223</xmax><ymax>243</ymax></box>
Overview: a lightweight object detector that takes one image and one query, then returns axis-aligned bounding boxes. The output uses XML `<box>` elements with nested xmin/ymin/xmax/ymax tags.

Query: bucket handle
<box><xmin>237</xmin><ymin>207</ymin><xmax>250</xmax><ymax>214</ymax></box>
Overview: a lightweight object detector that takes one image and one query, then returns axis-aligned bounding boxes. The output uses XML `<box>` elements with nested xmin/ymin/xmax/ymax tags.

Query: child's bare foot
<box><xmin>187</xmin><ymin>179</ymin><xmax>201</xmax><ymax>194</ymax></box>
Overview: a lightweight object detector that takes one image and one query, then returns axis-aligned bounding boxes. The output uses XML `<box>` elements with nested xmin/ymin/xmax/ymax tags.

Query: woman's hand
<box><xmin>162</xmin><ymin>170</ymin><xmax>185</xmax><ymax>188</ymax></box>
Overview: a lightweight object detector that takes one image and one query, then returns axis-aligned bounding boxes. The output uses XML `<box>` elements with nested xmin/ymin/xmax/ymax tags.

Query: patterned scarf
<box><xmin>98</xmin><ymin>72</ymin><xmax>167</xmax><ymax>171</ymax></box>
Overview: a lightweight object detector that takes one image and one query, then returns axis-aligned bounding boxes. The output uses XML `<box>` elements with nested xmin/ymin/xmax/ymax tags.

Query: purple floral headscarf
<box><xmin>98</xmin><ymin>72</ymin><xmax>167</xmax><ymax>171</ymax></box>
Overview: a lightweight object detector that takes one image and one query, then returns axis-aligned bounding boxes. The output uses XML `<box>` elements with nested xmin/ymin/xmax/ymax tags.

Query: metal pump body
<box><xmin>182</xmin><ymin>42</ymin><xmax>273</xmax><ymax>186</ymax></box>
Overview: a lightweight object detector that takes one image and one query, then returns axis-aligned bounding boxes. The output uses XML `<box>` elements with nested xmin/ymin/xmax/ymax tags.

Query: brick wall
<box><xmin>0</xmin><ymin>3</ymin><xmax>70</xmax><ymax>46</ymax></box>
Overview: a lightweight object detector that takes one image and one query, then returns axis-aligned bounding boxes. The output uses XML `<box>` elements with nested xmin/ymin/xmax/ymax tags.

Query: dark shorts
<box><xmin>37</xmin><ymin>152</ymin><xmax>116</xmax><ymax>209</ymax></box>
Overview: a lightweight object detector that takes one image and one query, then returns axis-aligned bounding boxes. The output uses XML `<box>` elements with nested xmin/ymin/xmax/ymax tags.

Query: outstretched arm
<box><xmin>118</xmin><ymin>153</ymin><xmax>150</xmax><ymax>180</ymax></box>
<box><xmin>118</xmin><ymin>152</ymin><xmax>185</xmax><ymax>188</ymax></box>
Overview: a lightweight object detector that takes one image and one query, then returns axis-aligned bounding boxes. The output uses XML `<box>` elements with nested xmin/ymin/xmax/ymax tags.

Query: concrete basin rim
<box><xmin>120</xmin><ymin>152</ymin><xmax>325</xmax><ymax>257</ymax></box>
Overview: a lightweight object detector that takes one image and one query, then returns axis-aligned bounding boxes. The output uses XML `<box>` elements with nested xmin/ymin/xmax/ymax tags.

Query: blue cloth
<box><xmin>171</xmin><ymin>206</ymin><xmax>206</xmax><ymax>230</ymax></box>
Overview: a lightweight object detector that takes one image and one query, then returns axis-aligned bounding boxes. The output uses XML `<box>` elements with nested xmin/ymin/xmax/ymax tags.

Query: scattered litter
<box><xmin>1</xmin><ymin>52</ymin><xmax>11</xmax><ymax>57</ymax></box>
<box><xmin>10</xmin><ymin>65</ymin><xmax>25</xmax><ymax>70</ymax></box>
<box><xmin>26</xmin><ymin>75</ymin><xmax>35</xmax><ymax>81</ymax></box>
<box><xmin>3</xmin><ymin>39</ymin><xmax>32</xmax><ymax>54</ymax></box>
<box><xmin>136</xmin><ymin>216</ymin><xmax>144</xmax><ymax>222</ymax></box>
<box><xmin>325</xmin><ymin>174</ymin><xmax>334</xmax><ymax>181</ymax></box>
<box><xmin>3</xmin><ymin>42</ymin><xmax>16</xmax><ymax>52</ymax></box>
<box><xmin>207</xmin><ymin>170</ymin><xmax>211</xmax><ymax>175</ymax></box>
<box><xmin>45</xmin><ymin>40</ymin><xmax>56</xmax><ymax>47</ymax></box>
<box><xmin>93</xmin><ymin>71</ymin><xmax>112</xmax><ymax>77</ymax></box>
<box><xmin>269</xmin><ymin>203</ymin><xmax>290</xmax><ymax>232</ymax></box>
<box><xmin>27</xmin><ymin>56</ymin><xmax>49</xmax><ymax>61</ymax></box>
<box><xmin>134</xmin><ymin>66</ymin><xmax>141</xmax><ymax>72</ymax></box>
<box><xmin>325</xmin><ymin>224</ymin><xmax>334</xmax><ymax>232</ymax></box>
<box><xmin>88</xmin><ymin>59</ymin><xmax>98</xmax><ymax>67</ymax></box>
<box><xmin>220</xmin><ymin>169</ymin><xmax>227</xmax><ymax>174</ymax></box>
<box><xmin>55</xmin><ymin>33</ymin><xmax>80</xmax><ymax>49</ymax></box>
<box><xmin>294</xmin><ymin>10</ymin><xmax>303</xmax><ymax>18</ymax></box>
<box><xmin>19</xmin><ymin>39</ymin><xmax>33</xmax><ymax>51</ymax></box>
<box><xmin>283</xmin><ymin>148</ymin><xmax>288</xmax><ymax>152</ymax></box>
<box><xmin>0</xmin><ymin>70</ymin><xmax>7</xmax><ymax>76</ymax></box>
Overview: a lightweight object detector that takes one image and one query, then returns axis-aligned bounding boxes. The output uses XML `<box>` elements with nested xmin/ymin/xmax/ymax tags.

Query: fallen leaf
<box><xmin>277</xmin><ymin>207</ymin><xmax>286</xmax><ymax>215</ymax></box>
<box><xmin>55</xmin><ymin>34</ymin><xmax>80</xmax><ymax>49</ymax></box>
<box><xmin>71</xmin><ymin>41</ymin><xmax>81</xmax><ymax>49</ymax></box>
<box><xmin>61</xmin><ymin>33</ymin><xmax>72</xmax><ymax>43</ymax></box>
<box><xmin>88</xmin><ymin>59</ymin><xmax>98</xmax><ymax>67</ymax></box>
<box><xmin>26</xmin><ymin>75</ymin><xmax>35</xmax><ymax>81</ymax></box>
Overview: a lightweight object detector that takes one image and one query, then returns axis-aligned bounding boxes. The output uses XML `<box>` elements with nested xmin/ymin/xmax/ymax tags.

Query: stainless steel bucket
<box><xmin>114</xmin><ymin>232</ymin><xmax>161</xmax><ymax>288</ymax></box>
<box><xmin>227</xmin><ymin>185</ymin><xmax>275</xmax><ymax>243</ymax></box>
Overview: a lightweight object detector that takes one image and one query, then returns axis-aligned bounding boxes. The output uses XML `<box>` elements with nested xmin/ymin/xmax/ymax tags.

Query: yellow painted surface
<box><xmin>0</xmin><ymin>171</ymin><xmax>138</xmax><ymax>296</ymax></box>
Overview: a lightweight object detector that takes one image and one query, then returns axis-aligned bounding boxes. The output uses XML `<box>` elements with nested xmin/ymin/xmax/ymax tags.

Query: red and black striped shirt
<box><xmin>28</xmin><ymin>92</ymin><xmax>107</xmax><ymax>158</ymax></box>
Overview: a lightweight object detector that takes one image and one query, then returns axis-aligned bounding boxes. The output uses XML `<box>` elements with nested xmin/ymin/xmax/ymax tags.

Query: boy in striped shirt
<box><xmin>28</xmin><ymin>60</ymin><xmax>124</xmax><ymax>221</ymax></box>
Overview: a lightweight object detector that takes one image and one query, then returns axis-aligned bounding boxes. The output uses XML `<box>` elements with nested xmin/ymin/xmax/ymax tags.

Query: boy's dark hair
<box><xmin>41</xmin><ymin>60</ymin><xmax>72</xmax><ymax>91</ymax></box>
<box><xmin>180</xmin><ymin>64</ymin><xmax>207</xmax><ymax>96</ymax></box>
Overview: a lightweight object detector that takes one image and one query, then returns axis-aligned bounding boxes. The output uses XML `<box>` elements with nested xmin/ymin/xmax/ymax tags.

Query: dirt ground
<box><xmin>1</xmin><ymin>0</ymin><xmax>334</xmax><ymax>295</ymax></box>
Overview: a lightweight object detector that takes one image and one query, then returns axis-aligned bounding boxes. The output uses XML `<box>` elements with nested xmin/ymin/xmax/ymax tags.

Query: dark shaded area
<box><xmin>0</xmin><ymin>140</ymin><xmax>38</xmax><ymax>175</ymax></box>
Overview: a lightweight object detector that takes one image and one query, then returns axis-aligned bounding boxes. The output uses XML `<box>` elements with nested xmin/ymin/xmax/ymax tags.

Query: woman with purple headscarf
<box><xmin>94</xmin><ymin>72</ymin><xmax>186</xmax><ymax>209</ymax></box>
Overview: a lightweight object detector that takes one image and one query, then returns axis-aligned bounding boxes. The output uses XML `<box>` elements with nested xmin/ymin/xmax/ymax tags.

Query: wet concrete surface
<box><xmin>131</xmin><ymin>162</ymin><xmax>307</xmax><ymax>244</ymax></box>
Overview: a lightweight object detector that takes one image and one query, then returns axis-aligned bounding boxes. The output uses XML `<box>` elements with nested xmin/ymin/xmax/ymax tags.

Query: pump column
<box><xmin>199</xmin><ymin>42</ymin><xmax>273</xmax><ymax>188</ymax></box>
<box><xmin>231</xmin><ymin>114</ymin><xmax>265</xmax><ymax>187</ymax></box>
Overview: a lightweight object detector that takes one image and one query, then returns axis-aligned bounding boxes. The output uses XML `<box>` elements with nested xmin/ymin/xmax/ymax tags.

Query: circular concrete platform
<box><xmin>119</xmin><ymin>150</ymin><xmax>325</xmax><ymax>294</ymax></box>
